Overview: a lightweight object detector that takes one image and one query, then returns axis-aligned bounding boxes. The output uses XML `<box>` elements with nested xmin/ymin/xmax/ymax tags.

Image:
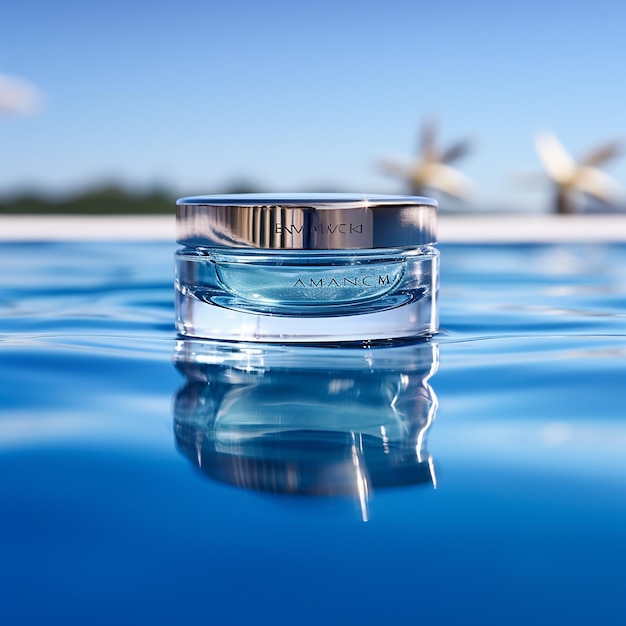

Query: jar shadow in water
<box><xmin>172</xmin><ymin>339</ymin><xmax>438</xmax><ymax>521</ymax></box>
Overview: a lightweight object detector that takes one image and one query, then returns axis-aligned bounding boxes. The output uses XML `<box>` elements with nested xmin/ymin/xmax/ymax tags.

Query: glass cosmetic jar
<box><xmin>175</xmin><ymin>193</ymin><xmax>438</xmax><ymax>342</ymax></box>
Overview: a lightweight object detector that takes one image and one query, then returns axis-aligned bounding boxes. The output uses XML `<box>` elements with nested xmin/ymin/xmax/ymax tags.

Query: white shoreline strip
<box><xmin>439</xmin><ymin>215</ymin><xmax>626</xmax><ymax>243</ymax></box>
<box><xmin>0</xmin><ymin>215</ymin><xmax>175</xmax><ymax>241</ymax></box>
<box><xmin>1</xmin><ymin>214</ymin><xmax>626</xmax><ymax>242</ymax></box>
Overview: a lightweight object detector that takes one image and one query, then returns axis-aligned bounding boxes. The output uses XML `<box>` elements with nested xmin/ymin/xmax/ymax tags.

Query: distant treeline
<box><xmin>0</xmin><ymin>186</ymin><xmax>174</xmax><ymax>214</ymax></box>
<box><xmin>0</xmin><ymin>182</ymin><xmax>264</xmax><ymax>214</ymax></box>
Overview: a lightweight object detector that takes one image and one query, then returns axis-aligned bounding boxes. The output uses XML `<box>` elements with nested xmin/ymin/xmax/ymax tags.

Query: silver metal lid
<box><xmin>176</xmin><ymin>193</ymin><xmax>437</xmax><ymax>250</ymax></box>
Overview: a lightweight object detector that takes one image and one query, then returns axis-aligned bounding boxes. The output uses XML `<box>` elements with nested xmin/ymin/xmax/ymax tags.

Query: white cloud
<box><xmin>0</xmin><ymin>73</ymin><xmax>42</xmax><ymax>115</ymax></box>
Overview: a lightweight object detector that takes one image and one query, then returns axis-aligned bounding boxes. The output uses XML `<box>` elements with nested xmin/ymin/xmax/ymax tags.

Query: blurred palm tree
<box><xmin>534</xmin><ymin>131</ymin><xmax>622</xmax><ymax>214</ymax></box>
<box><xmin>379</xmin><ymin>119</ymin><xmax>473</xmax><ymax>199</ymax></box>
<box><xmin>0</xmin><ymin>73</ymin><xmax>41</xmax><ymax>115</ymax></box>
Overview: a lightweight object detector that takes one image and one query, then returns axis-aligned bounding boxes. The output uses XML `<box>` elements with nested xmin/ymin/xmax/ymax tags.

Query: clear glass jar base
<box><xmin>175</xmin><ymin>289</ymin><xmax>438</xmax><ymax>342</ymax></box>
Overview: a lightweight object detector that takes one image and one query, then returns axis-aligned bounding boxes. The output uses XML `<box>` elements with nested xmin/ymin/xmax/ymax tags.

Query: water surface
<box><xmin>1</xmin><ymin>241</ymin><xmax>625</xmax><ymax>625</ymax></box>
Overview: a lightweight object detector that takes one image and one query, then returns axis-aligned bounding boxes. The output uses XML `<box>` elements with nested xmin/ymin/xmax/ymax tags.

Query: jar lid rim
<box><xmin>176</xmin><ymin>193</ymin><xmax>438</xmax><ymax>249</ymax></box>
<box><xmin>177</xmin><ymin>193</ymin><xmax>438</xmax><ymax>208</ymax></box>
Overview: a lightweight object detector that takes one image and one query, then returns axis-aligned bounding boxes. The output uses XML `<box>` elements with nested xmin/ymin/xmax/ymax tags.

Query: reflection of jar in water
<box><xmin>173</xmin><ymin>339</ymin><xmax>438</xmax><ymax>518</ymax></box>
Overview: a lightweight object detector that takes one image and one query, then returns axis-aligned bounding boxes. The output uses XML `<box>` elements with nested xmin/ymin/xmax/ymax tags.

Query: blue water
<box><xmin>1</xmin><ymin>241</ymin><xmax>625</xmax><ymax>625</ymax></box>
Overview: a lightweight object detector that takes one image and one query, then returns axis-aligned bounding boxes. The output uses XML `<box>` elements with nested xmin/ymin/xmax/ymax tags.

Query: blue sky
<box><xmin>1</xmin><ymin>0</ymin><xmax>625</xmax><ymax>210</ymax></box>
